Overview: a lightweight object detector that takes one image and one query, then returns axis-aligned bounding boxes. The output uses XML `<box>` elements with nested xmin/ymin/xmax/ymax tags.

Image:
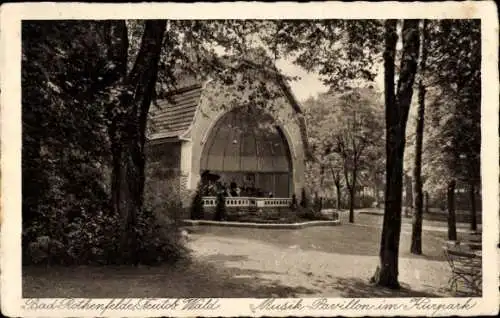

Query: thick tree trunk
<box><xmin>469</xmin><ymin>182</ymin><xmax>477</xmax><ymax>232</ymax></box>
<box><xmin>372</xmin><ymin>19</ymin><xmax>420</xmax><ymax>289</ymax></box>
<box><xmin>109</xmin><ymin>20</ymin><xmax>167</xmax><ymax>263</ymax></box>
<box><xmin>447</xmin><ymin>180</ymin><xmax>457</xmax><ymax>241</ymax></box>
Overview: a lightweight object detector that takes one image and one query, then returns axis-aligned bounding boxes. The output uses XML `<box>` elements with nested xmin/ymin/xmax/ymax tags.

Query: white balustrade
<box><xmin>202</xmin><ymin>197</ymin><xmax>217</xmax><ymax>207</ymax></box>
<box><xmin>201</xmin><ymin>196</ymin><xmax>291</xmax><ymax>208</ymax></box>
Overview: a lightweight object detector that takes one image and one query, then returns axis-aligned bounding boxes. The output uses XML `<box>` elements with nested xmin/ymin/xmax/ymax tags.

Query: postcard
<box><xmin>1</xmin><ymin>1</ymin><xmax>498</xmax><ymax>317</ymax></box>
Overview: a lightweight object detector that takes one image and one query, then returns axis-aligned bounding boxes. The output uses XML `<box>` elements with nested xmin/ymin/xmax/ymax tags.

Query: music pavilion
<box><xmin>146</xmin><ymin>60</ymin><xmax>309</xmax><ymax>208</ymax></box>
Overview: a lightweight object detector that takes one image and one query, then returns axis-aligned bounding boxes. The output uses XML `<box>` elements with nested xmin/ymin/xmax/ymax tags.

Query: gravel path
<box><xmin>23</xmin><ymin>211</ymin><xmax>481</xmax><ymax>298</ymax></box>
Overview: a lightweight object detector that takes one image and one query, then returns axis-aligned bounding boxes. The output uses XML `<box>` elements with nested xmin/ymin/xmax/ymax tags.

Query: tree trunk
<box><xmin>372</xmin><ymin>19</ymin><xmax>420</xmax><ymax>289</ymax></box>
<box><xmin>469</xmin><ymin>182</ymin><xmax>477</xmax><ymax>232</ymax></box>
<box><xmin>374</xmin><ymin>173</ymin><xmax>381</xmax><ymax>208</ymax></box>
<box><xmin>348</xmin><ymin>187</ymin><xmax>355</xmax><ymax>223</ymax></box>
<box><xmin>109</xmin><ymin>20</ymin><xmax>167</xmax><ymax>263</ymax></box>
<box><xmin>410</xmin><ymin>85</ymin><xmax>425</xmax><ymax>254</ymax></box>
<box><xmin>404</xmin><ymin>174</ymin><xmax>413</xmax><ymax>217</ymax></box>
<box><xmin>447</xmin><ymin>180</ymin><xmax>457</xmax><ymax>241</ymax></box>
<box><xmin>411</xmin><ymin>20</ymin><xmax>428</xmax><ymax>255</ymax></box>
<box><xmin>335</xmin><ymin>180</ymin><xmax>342</xmax><ymax>210</ymax></box>
<box><xmin>424</xmin><ymin>191</ymin><xmax>429</xmax><ymax>214</ymax></box>
<box><xmin>410</xmin><ymin>78</ymin><xmax>426</xmax><ymax>254</ymax></box>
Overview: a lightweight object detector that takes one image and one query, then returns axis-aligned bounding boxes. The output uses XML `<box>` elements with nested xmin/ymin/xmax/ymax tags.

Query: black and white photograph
<box><xmin>1</xmin><ymin>2</ymin><xmax>498</xmax><ymax>317</ymax></box>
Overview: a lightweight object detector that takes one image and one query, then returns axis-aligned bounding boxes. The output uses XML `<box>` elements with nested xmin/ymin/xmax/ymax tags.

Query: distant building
<box><xmin>146</xmin><ymin>61</ymin><xmax>309</xmax><ymax>206</ymax></box>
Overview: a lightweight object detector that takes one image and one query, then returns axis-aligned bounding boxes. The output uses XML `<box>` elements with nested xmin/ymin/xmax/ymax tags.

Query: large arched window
<box><xmin>200</xmin><ymin>107</ymin><xmax>292</xmax><ymax>197</ymax></box>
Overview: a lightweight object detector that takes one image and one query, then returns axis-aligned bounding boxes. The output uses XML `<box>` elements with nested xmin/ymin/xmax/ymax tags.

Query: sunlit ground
<box><xmin>23</xmin><ymin>209</ymin><xmax>481</xmax><ymax>298</ymax></box>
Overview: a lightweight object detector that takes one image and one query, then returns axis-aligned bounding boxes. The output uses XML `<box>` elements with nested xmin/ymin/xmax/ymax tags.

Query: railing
<box><xmin>255</xmin><ymin>198</ymin><xmax>292</xmax><ymax>207</ymax></box>
<box><xmin>202</xmin><ymin>196</ymin><xmax>291</xmax><ymax>208</ymax></box>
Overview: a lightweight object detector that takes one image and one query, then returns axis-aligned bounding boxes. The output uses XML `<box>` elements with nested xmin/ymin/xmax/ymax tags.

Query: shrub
<box><xmin>300</xmin><ymin>188</ymin><xmax>309</xmax><ymax>208</ymax></box>
<box><xmin>190</xmin><ymin>182</ymin><xmax>204</xmax><ymax>220</ymax></box>
<box><xmin>313</xmin><ymin>196</ymin><xmax>323</xmax><ymax>211</ymax></box>
<box><xmin>290</xmin><ymin>194</ymin><xmax>298</xmax><ymax>211</ymax></box>
<box><xmin>133</xmin><ymin>208</ymin><xmax>190</xmax><ymax>265</ymax></box>
<box><xmin>356</xmin><ymin>194</ymin><xmax>376</xmax><ymax>209</ymax></box>
<box><xmin>296</xmin><ymin>206</ymin><xmax>330</xmax><ymax>221</ymax></box>
<box><xmin>64</xmin><ymin>209</ymin><xmax>122</xmax><ymax>265</ymax></box>
<box><xmin>23</xmin><ymin>206</ymin><xmax>189</xmax><ymax>266</ymax></box>
<box><xmin>213</xmin><ymin>191</ymin><xmax>226</xmax><ymax>221</ymax></box>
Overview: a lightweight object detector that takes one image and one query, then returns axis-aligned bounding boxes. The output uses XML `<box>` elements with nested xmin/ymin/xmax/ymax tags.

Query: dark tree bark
<box><xmin>404</xmin><ymin>174</ymin><xmax>413</xmax><ymax>217</ymax></box>
<box><xmin>348</xmin><ymin>187</ymin><xmax>356</xmax><ymax>222</ymax></box>
<box><xmin>345</xmin><ymin>167</ymin><xmax>357</xmax><ymax>223</ymax></box>
<box><xmin>469</xmin><ymin>182</ymin><xmax>477</xmax><ymax>232</ymax></box>
<box><xmin>447</xmin><ymin>180</ymin><xmax>457</xmax><ymax>241</ymax></box>
<box><xmin>424</xmin><ymin>191</ymin><xmax>429</xmax><ymax>214</ymax></box>
<box><xmin>335</xmin><ymin>181</ymin><xmax>342</xmax><ymax>210</ymax></box>
<box><xmin>372</xmin><ymin>19</ymin><xmax>420</xmax><ymax>289</ymax></box>
<box><xmin>332</xmin><ymin>168</ymin><xmax>342</xmax><ymax>210</ymax></box>
<box><xmin>107</xmin><ymin>20</ymin><xmax>167</xmax><ymax>263</ymax></box>
<box><xmin>374</xmin><ymin>172</ymin><xmax>381</xmax><ymax>208</ymax></box>
<box><xmin>411</xmin><ymin>19</ymin><xmax>428</xmax><ymax>255</ymax></box>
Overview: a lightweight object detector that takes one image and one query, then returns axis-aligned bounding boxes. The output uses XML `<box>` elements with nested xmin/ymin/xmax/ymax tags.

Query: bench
<box><xmin>443</xmin><ymin>247</ymin><xmax>482</xmax><ymax>295</ymax></box>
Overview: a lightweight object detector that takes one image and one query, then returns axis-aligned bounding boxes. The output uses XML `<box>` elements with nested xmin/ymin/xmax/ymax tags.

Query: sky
<box><xmin>275</xmin><ymin>58</ymin><xmax>385</xmax><ymax>103</ymax></box>
<box><xmin>274</xmin><ymin>59</ymin><xmax>329</xmax><ymax>102</ymax></box>
<box><xmin>272</xmin><ymin>23</ymin><xmax>405</xmax><ymax>103</ymax></box>
<box><xmin>212</xmin><ymin>39</ymin><xmax>387</xmax><ymax>103</ymax></box>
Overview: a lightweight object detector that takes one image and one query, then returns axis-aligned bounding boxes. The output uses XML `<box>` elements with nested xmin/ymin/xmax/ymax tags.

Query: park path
<box><xmin>23</xmin><ymin>211</ymin><xmax>481</xmax><ymax>298</ymax></box>
<box><xmin>182</xmin><ymin>209</ymin><xmax>484</xmax><ymax>297</ymax></box>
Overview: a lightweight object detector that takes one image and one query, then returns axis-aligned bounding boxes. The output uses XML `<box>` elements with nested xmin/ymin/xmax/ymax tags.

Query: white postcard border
<box><xmin>1</xmin><ymin>1</ymin><xmax>499</xmax><ymax>317</ymax></box>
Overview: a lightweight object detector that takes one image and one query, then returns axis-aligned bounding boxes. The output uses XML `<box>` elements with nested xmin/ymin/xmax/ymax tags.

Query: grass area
<box><xmin>23</xmin><ymin>210</ymin><xmax>481</xmax><ymax>298</ymax></box>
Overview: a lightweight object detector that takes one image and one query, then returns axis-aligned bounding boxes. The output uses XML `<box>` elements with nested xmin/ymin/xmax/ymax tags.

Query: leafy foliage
<box><xmin>421</xmin><ymin>20</ymin><xmax>481</xmax><ymax>195</ymax></box>
<box><xmin>23</xmin><ymin>207</ymin><xmax>188</xmax><ymax>266</ymax></box>
<box><xmin>264</xmin><ymin>20</ymin><xmax>384</xmax><ymax>88</ymax></box>
<box><xmin>304</xmin><ymin>87</ymin><xmax>384</xmax><ymax>219</ymax></box>
<box><xmin>22</xmin><ymin>20</ymin><xmax>186</xmax><ymax>266</ymax></box>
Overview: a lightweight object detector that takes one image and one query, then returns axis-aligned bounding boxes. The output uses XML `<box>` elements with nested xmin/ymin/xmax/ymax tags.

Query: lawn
<box><xmin>23</xmin><ymin>210</ymin><xmax>481</xmax><ymax>298</ymax></box>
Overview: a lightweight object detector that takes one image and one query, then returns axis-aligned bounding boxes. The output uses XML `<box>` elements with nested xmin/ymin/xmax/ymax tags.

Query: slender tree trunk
<box><xmin>424</xmin><ymin>191</ymin><xmax>429</xmax><ymax>214</ymax></box>
<box><xmin>348</xmin><ymin>187</ymin><xmax>355</xmax><ymax>223</ymax></box>
<box><xmin>410</xmin><ymin>78</ymin><xmax>426</xmax><ymax>254</ymax></box>
<box><xmin>374</xmin><ymin>173</ymin><xmax>381</xmax><ymax>208</ymax></box>
<box><xmin>344</xmin><ymin>167</ymin><xmax>356</xmax><ymax>223</ymax></box>
<box><xmin>469</xmin><ymin>182</ymin><xmax>477</xmax><ymax>232</ymax></box>
<box><xmin>411</xmin><ymin>20</ymin><xmax>428</xmax><ymax>255</ymax></box>
<box><xmin>335</xmin><ymin>180</ymin><xmax>342</xmax><ymax>210</ymax></box>
<box><xmin>447</xmin><ymin>180</ymin><xmax>457</xmax><ymax>241</ymax></box>
<box><xmin>410</xmin><ymin>83</ymin><xmax>426</xmax><ymax>254</ymax></box>
<box><xmin>372</xmin><ymin>19</ymin><xmax>420</xmax><ymax>289</ymax></box>
<box><xmin>404</xmin><ymin>174</ymin><xmax>413</xmax><ymax>217</ymax></box>
<box><xmin>109</xmin><ymin>21</ymin><xmax>167</xmax><ymax>263</ymax></box>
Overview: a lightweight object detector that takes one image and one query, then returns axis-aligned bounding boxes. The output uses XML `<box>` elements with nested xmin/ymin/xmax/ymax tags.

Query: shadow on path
<box><xmin>326</xmin><ymin>277</ymin><xmax>441</xmax><ymax>298</ymax></box>
<box><xmin>23</xmin><ymin>258</ymin><xmax>319</xmax><ymax>298</ymax></box>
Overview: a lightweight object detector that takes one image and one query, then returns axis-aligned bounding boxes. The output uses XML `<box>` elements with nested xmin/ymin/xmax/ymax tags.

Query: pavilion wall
<box><xmin>186</xmin><ymin>80</ymin><xmax>306</xmax><ymax>199</ymax></box>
